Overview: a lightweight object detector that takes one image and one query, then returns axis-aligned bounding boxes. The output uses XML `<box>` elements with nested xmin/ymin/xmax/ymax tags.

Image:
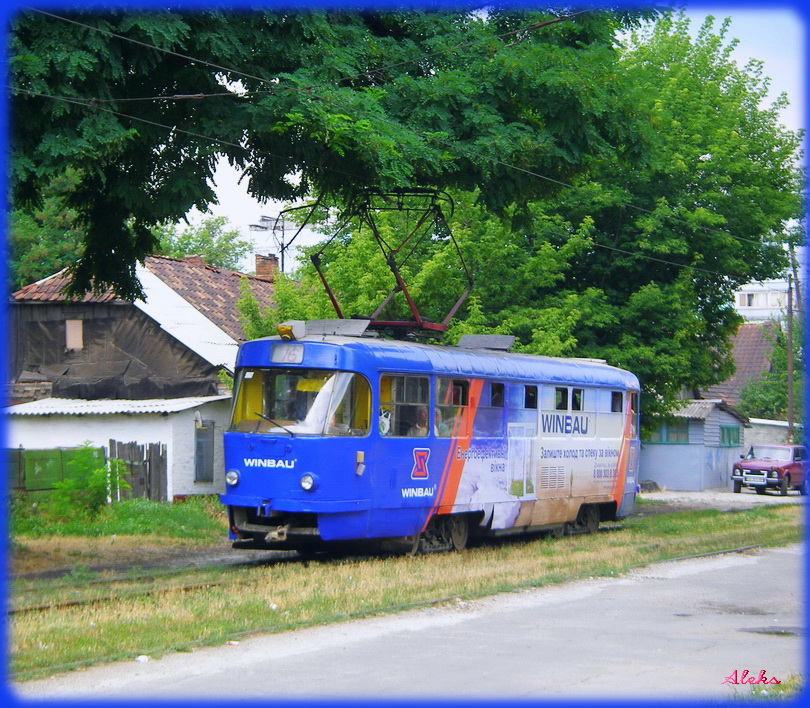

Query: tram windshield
<box><xmin>230</xmin><ymin>368</ymin><xmax>372</xmax><ymax>436</ymax></box>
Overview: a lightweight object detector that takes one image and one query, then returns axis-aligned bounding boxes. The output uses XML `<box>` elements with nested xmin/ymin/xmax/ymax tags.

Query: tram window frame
<box><xmin>379</xmin><ymin>374</ymin><xmax>430</xmax><ymax>437</ymax></box>
<box><xmin>435</xmin><ymin>378</ymin><xmax>470</xmax><ymax>438</ymax></box>
<box><xmin>524</xmin><ymin>385</ymin><xmax>538</xmax><ymax>410</ymax></box>
<box><xmin>474</xmin><ymin>381</ymin><xmax>505</xmax><ymax>437</ymax></box>
<box><xmin>611</xmin><ymin>391</ymin><xmax>623</xmax><ymax>413</ymax></box>
<box><xmin>555</xmin><ymin>387</ymin><xmax>569</xmax><ymax>411</ymax></box>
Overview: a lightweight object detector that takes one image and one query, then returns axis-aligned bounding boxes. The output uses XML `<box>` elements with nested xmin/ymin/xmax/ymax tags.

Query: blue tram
<box><xmin>220</xmin><ymin>322</ymin><xmax>640</xmax><ymax>553</ymax></box>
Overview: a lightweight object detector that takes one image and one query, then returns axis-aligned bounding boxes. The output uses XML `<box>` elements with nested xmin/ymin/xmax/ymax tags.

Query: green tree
<box><xmin>153</xmin><ymin>215</ymin><xmax>252</xmax><ymax>270</ymax></box>
<box><xmin>8</xmin><ymin>169</ymin><xmax>84</xmax><ymax>292</ymax></box>
<box><xmin>237</xmin><ymin>14</ymin><xmax>804</xmax><ymax>427</ymax></box>
<box><xmin>738</xmin><ymin>319</ymin><xmax>804</xmax><ymax>423</ymax></box>
<box><xmin>10</xmin><ymin>7</ymin><xmax>657</xmax><ymax>300</ymax></box>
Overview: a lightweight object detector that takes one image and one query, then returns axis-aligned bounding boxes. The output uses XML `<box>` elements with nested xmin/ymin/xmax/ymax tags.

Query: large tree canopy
<box><xmin>10</xmin><ymin>5</ymin><xmax>657</xmax><ymax>299</ymax></box>
<box><xmin>238</xmin><ymin>13</ymin><xmax>804</xmax><ymax>424</ymax></box>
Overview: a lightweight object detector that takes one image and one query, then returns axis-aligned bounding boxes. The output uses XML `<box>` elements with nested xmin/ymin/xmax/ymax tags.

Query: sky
<box><xmin>194</xmin><ymin>4</ymin><xmax>807</xmax><ymax>274</ymax></box>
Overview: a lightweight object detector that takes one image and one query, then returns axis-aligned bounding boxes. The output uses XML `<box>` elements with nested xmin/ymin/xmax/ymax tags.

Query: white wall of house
<box><xmin>639</xmin><ymin>409</ymin><xmax>746</xmax><ymax>491</ymax></box>
<box><xmin>745</xmin><ymin>418</ymin><xmax>802</xmax><ymax>446</ymax></box>
<box><xmin>4</xmin><ymin>398</ymin><xmax>232</xmax><ymax>498</ymax></box>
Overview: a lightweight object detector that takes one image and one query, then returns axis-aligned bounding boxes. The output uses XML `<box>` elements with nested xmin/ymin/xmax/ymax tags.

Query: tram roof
<box><xmin>239</xmin><ymin>335</ymin><xmax>639</xmax><ymax>390</ymax></box>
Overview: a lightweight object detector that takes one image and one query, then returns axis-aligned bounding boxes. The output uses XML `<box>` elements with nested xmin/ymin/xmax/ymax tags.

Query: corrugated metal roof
<box><xmin>4</xmin><ymin>395</ymin><xmax>232</xmax><ymax>417</ymax></box>
<box><xmin>673</xmin><ymin>399</ymin><xmax>749</xmax><ymax>425</ymax></box>
<box><xmin>673</xmin><ymin>400</ymin><xmax>721</xmax><ymax>419</ymax></box>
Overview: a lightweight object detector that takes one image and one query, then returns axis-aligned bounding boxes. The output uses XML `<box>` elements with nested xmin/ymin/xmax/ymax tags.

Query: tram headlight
<box><xmin>225</xmin><ymin>470</ymin><xmax>240</xmax><ymax>487</ymax></box>
<box><xmin>300</xmin><ymin>473</ymin><xmax>317</xmax><ymax>491</ymax></box>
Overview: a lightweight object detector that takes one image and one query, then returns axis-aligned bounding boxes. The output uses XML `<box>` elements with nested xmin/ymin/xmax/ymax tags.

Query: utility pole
<box><xmin>787</xmin><ymin>275</ymin><xmax>794</xmax><ymax>442</ymax></box>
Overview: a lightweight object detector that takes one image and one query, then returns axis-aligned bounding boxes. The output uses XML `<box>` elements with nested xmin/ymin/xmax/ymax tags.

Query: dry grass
<box><xmin>10</xmin><ymin>504</ymin><xmax>803</xmax><ymax>681</ymax></box>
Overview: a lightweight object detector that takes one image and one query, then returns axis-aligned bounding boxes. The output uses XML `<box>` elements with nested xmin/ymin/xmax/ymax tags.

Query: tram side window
<box><xmin>611</xmin><ymin>391</ymin><xmax>623</xmax><ymax>413</ymax></box>
<box><xmin>379</xmin><ymin>375</ymin><xmax>430</xmax><ymax>437</ymax></box>
<box><xmin>524</xmin><ymin>385</ymin><xmax>538</xmax><ymax>409</ymax></box>
<box><xmin>555</xmin><ymin>387</ymin><xmax>569</xmax><ymax>411</ymax></box>
<box><xmin>435</xmin><ymin>378</ymin><xmax>469</xmax><ymax>438</ymax></box>
<box><xmin>572</xmin><ymin>388</ymin><xmax>584</xmax><ymax>411</ymax></box>
<box><xmin>474</xmin><ymin>382</ymin><xmax>505</xmax><ymax>437</ymax></box>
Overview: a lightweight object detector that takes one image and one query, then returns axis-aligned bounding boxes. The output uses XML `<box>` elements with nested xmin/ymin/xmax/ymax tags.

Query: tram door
<box><xmin>506</xmin><ymin>384</ymin><xmax>539</xmax><ymax>498</ymax></box>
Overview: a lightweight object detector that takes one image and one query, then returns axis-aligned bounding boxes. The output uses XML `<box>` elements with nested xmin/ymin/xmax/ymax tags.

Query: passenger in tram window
<box><xmin>435</xmin><ymin>407</ymin><xmax>452</xmax><ymax>436</ymax></box>
<box><xmin>407</xmin><ymin>405</ymin><xmax>429</xmax><ymax>437</ymax></box>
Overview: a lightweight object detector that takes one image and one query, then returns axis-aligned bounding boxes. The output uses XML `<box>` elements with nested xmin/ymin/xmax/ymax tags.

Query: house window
<box><xmin>646</xmin><ymin>420</ymin><xmax>689</xmax><ymax>444</ymax></box>
<box><xmin>66</xmin><ymin>319</ymin><xmax>83</xmax><ymax>351</ymax></box>
<box><xmin>195</xmin><ymin>419</ymin><xmax>215</xmax><ymax>482</ymax></box>
<box><xmin>720</xmin><ymin>426</ymin><xmax>740</xmax><ymax>447</ymax></box>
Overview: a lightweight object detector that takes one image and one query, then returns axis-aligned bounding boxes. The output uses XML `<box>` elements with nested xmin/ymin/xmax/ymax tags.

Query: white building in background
<box><xmin>734</xmin><ymin>278</ymin><xmax>793</xmax><ymax>322</ymax></box>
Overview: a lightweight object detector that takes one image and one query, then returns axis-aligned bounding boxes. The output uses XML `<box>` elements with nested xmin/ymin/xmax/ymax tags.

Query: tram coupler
<box><xmin>265</xmin><ymin>524</ymin><xmax>290</xmax><ymax>542</ymax></box>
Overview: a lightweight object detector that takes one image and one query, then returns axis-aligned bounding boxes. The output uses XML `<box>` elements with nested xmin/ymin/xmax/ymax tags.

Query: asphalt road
<box><xmin>12</xmin><ymin>541</ymin><xmax>804</xmax><ymax>702</ymax></box>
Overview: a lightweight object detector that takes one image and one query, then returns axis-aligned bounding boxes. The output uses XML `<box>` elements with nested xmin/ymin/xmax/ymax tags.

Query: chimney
<box><xmin>255</xmin><ymin>253</ymin><xmax>279</xmax><ymax>281</ymax></box>
<box><xmin>182</xmin><ymin>255</ymin><xmax>206</xmax><ymax>267</ymax></box>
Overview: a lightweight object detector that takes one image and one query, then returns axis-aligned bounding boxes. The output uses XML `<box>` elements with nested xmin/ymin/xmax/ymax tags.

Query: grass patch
<box><xmin>10</xmin><ymin>494</ymin><xmax>227</xmax><ymax>539</ymax></box>
<box><xmin>9</xmin><ymin>504</ymin><xmax>803</xmax><ymax>681</ymax></box>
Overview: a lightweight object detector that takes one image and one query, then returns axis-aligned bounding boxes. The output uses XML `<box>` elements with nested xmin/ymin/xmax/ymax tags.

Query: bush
<box><xmin>47</xmin><ymin>443</ymin><xmax>130</xmax><ymax>520</ymax></box>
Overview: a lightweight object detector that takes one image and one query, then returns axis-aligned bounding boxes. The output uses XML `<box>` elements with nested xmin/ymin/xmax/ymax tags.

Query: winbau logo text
<box><xmin>243</xmin><ymin>458</ymin><xmax>296</xmax><ymax>469</ymax></box>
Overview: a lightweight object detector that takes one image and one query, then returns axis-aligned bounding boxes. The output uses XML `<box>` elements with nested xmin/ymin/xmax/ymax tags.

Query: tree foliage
<box><xmin>8</xmin><ymin>169</ymin><xmax>85</xmax><ymax>292</ymax></box>
<box><xmin>10</xmin><ymin>6</ymin><xmax>657</xmax><ymax>299</ymax></box>
<box><xmin>238</xmin><ymin>13</ymin><xmax>804</xmax><ymax>425</ymax></box>
<box><xmin>152</xmin><ymin>215</ymin><xmax>252</xmax><ymax>270</ymax></box>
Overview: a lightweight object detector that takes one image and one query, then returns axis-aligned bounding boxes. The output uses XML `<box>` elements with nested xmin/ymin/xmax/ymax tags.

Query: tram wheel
<box><xmin>578</xmin><ymin>505</ymin><xmax>599</xmax><ymax>534</ymax></box>
<box><xmin>447</xmin><ymin>515</ymin><xmax>469</xmax><ymax>551</ymax></box>
<box><xmin>405</xmin><ymin>534</ymin><xmax>423</xmax><ymax>556</ymax></box>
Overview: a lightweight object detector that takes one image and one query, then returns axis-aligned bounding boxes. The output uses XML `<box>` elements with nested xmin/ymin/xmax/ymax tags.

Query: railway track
<box><xmin>9</xmin><ymin>522</ymin><xmax>765</xmax><ymax>618</ymax></box>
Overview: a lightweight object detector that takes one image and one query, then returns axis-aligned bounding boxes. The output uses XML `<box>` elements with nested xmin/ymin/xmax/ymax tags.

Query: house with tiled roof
<box><xmin>702</xmin><ymin>322</ymin><xmax>775</xmax><ymax>407</ymax></box>
<box><xmin>9</xmin><ymin>253</ymin><xmax>277</xmax><ymax>402</ymax></box>
<box><xmin>6</xmin><ymin>254</ymin><xmax>278</xmax><ymax>499</ymax></box>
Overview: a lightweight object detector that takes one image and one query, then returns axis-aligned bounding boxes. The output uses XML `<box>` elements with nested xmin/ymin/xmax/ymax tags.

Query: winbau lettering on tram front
<box><xmin>402</xmin><ymin>486</ymin><xmax>436</xmax><ymax>498</ymax></box>
<box><xmin>540</xmin><ymin>414</ymin><xmax>590</xmax><ymax>435</ymax></box>
<box><xmin>243</xmin><ymin>458</ymin><xmax>297</xmax><ymax>469</ymax></box>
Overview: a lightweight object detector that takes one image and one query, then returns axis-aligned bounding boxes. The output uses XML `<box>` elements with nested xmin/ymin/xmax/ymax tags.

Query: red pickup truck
<box><xmin>731</xmin><ymin>443</ymin><xmax>807</xmax><ymax>496</ymax></box>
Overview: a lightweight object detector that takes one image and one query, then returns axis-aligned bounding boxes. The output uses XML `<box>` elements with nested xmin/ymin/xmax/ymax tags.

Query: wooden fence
<box><xmin>7</xmin><ymin>440</ymin><xmax>167</xmax><ymax>501</ymax></box>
